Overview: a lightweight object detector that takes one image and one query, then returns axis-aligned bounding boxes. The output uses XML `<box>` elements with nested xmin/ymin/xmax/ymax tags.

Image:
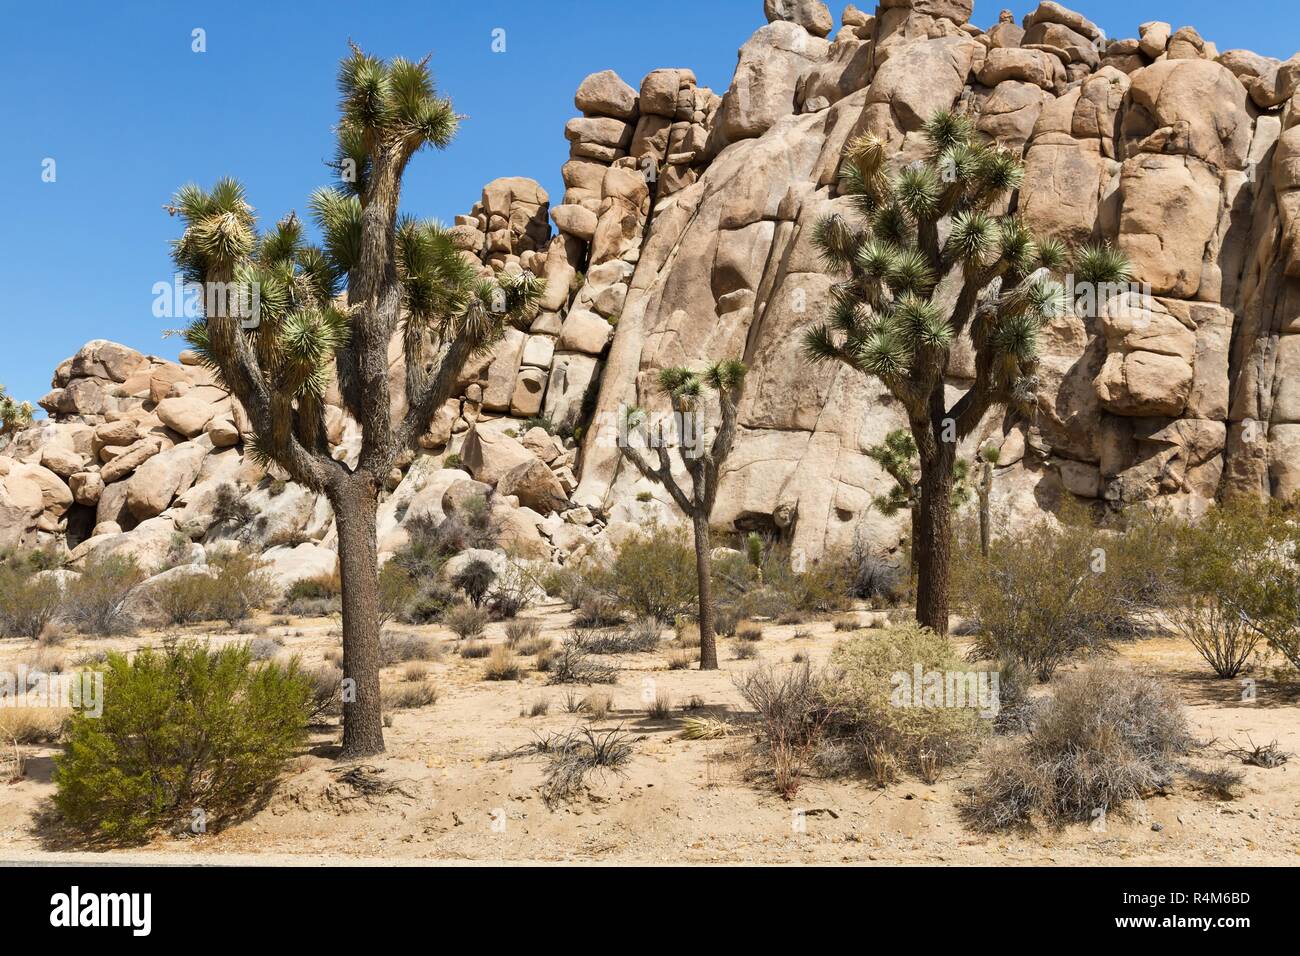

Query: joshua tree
<box><xmin>803</xmin><ymin>109</ymin><xmax>1130</xmax><ymax>635</ymax></box>
<box><xmin>167</xmin><ymin>47</ymin><xmax>544</xmax><ymax>757</ymax></box>
<box><xmin>868</xmin><ymin>427</ymin><xmax>969</xmax><ymax>583</ymax></box>
<box><xmin>975</xmin><ymin>444</ymin><xmax>1000</xmax><ymax>558</ymax></box>
<box><xmin>0</xmin><ymin>385</ymin><xmax>34</xmax><ymax>450</ymax></box>
<box><xmin>619</xmin><ymin>360</ymin><xmax>747</xmax><ymax>669</ymax></box>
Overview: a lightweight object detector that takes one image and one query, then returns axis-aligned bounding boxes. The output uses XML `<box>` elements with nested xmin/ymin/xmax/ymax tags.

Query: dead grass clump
<box><xmin>442</xmin><ymin>602</ymin><xmax>488</xmax><ymax>641</ymax></box>
<box><xmin>667</xmin><ymin>649</ymin><xmax>697</xmax><ymax>670</ymax></box>
<box><xmin>833</xmin><ymin>614</ymin><xmax>860</xmax><ymax>632</ymax></box>
<box><xmin>581</xmin><ymin>691</ymin><xmax>613</xmax><ymax>720</ymax></box>
<box><xmin>305</xmin><ymin>664</ymin><xmax>343</xmax><ymax>720</ymax></box>
<box><xmin>545</xmin><ymin>635</ymin><xmax>618</xmax><ymax>685</ymax></box>
<box><xmin>460</xmin><ymin>641</ymin><xmax>491</xmax><ymax>659</ymax></box>
<box><xmin>522</xmin><ymin>697</ymin><xmax>550</xmax><ymax>718</ymax></box>
<box><xmin>0</xmin><ymin>707</ymin><xmax>65</xmax><ymax>745</ymax></box>
<box><xmin>516</xmin><ymin>635</ymin><xmax>554</xmax><ymax>657</ymax></box>
<box><xmin>402</xmin><ymin>663</ymin><xmax>429</xmax><ymax>683</ymax></box>
<box><xmin>539</xmin><ymin>726</ymin><xmax>633</xmax><ymax>806</ymax></box>
<box><xmin>382</xmin><ymin>681</ymin><xmax>439</xmax><ymax>711</ymax></box>
<box><xmin>733</xmin><ymin>643</ymin><xmax>758</xmax><ymax>660</ymax></box>
<box><xmin>1185</xmin><ymin>765</ymin><xmax>1245</xmax><ymax>800</ymax></box>
<box><xmin>736</xmin><ymin>622</ymin><xmax>764</xmax><ymax>642</ymax></box>
<box><xmin>963</xmin><ymin>665</ymin><xmax>1193</xmax><ymax>830</ymax></box>
<box><xmin>483</xmin><ymin>646</ymin><xmax>522</xmax><ymax>681</ymax></box>
<box><xmin>380</xmin><ymin>632</ymin><xmax>439</xmax><ymax>664</ymax></box>
<box><xmin>505</xmin><ymin>618</ymin><xmax>542</xmax><ymax>648</ymax></box>
<box><xmin>734</xmin><ymin>663</ymin><xmax>828</xmax><ymax>800</ymax></box>
<box><xmin>585</xmin><ymin>619</ymin><xmax>660</xmax><ymax>655</ymax></box>
<box><xmin>647</xmin><ymin>691</ymin><xmax>672</xmax><ymax>720</ymax></box>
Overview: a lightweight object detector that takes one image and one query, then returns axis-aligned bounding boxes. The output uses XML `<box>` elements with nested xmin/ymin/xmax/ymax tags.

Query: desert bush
<box><xmin>483</xmin><ymin>646</ymin><xmax>521</xmax><ymax>681</ymax></box>
<box><xmin>1184</xmin><ymin>764</ymin><xmax>1245</xmax><ymax>800</ymax></box>
<box><xmin>0</xmin><ymin>545</ymin><xmax>64</xmax><ymax>574</ymax></box>
<box><xmin>539</xmin><ymin>726</ymin><xmax>633</xmax><ymax>805</ymax></box>
<box><xmin>716</xmin><ymin>543</ymin><xmax>852</xmax><ymax>618</ymax></box>
<box><xmin>517</xmin><ymin>634</ymin><xmax>554</xmax><ymax>658</ymax></box>
<box><xmin>382</xmin><ymin>681</ymin><xmax>438</xmax><ymax>710</ymax></box>
<box><xmin>736</xmin><ymin>622</ymin><xmax>763</xmax><ymax>642</ymax></box>
<box><xmin>584</xmin><ymin>619</ymin><xmax>661</xmax><ymax>655</ymax></box>
<box><xmin>734</xmin><ymin>663</ymin><xmax>828</xmax><ymax>799</ymax></box>
<box><xmin>487</xmin><ymin>562</ymin><xmax>533</xmax><ymax>619</ymax></box>
<box><xmin>207</xmin><ymin>550</ymin><xmax>277</xmax><ymax>625</ymax></box>
<box><xmin>63</xmin><ymin>555</ymin><xmax>146</xmax><ymax>636</ymax></box>
<box><xmin>580</xmin><ymin>691</ymin><xmax>612</xmax><ymax>719</ymax></box>
<box><xmin>647</xmin><ymin>690</ymin><xmax>672</xmax><ymax>720</ymax></box>
<box><xmin>248</xmin><ymin>636</ymin><xmax>284</xmax><ymax>661</ymax></box>
<box><xmin>667</xmin><ymin>649</ymin><xmax>697</xmax><ymax>670</ymax></box>
<box><xmin>304</xmin><ymin>664</ymin><xmax>343</xmax><ymax>719</ymax></box>
<box><xmin>963</xmin><ymin>665</ymin><xmax>1193</xmax><ymax>830</ymax></box>
<box><xmin>459</xmin><ymin>640</ymin><xmax>491</xmax><ymax>659</ymax></box>
<box><xmin>0</xmin><ymin>565</ymin><xmax>63</xmax><ymax>639</ymax></box>
<box><xmin>733</xmin><ymin>643</ymin><xmax>758</xmax><ymax>660</ymax></box>
<box><xmin>452</xmin><ymin>558</ymin><xmax>497</xmax><ymax>608</ymax></box>
<box><xmin>820</xmin><ymin>624</ymin><xmax>988</xmax><ymax>778</ymax></box>
<box><xmin>284</xmin><ymin>573</ymin><xmax>340</xmax><ymax>603</ymax></box>
<box><xmin>212</xmin><ymin>482</ymin><xmax>256</xmax><ymax>530</ymax></box>
<box><xmin>379</xmin><ymin>632</ymin><xmax>438</xmax><ymax>665</ymax></box>
<box><xmin>403</xmin><ymin>663</ymin><xmax>429</xmax><ymax>682</ymax></box>
<box><xmin>54</xmin><ymin>642</ymin><xmax>311</xmax><ymax>842</ymax></box>
<box><xmin>505</xmin><ymin>618</ymin><xmax>541</xmax><ymax>647</ymax></box>
<box><xmin>399</xmin><ymin>580</ymin><xmax>456</xmax><ymax>625</ymax></box>
<box><xmin>0</xmin><ymin>705</ymin><xmax>65</xmax><ymax>747</ymax></box>
<box><xmin>572</xmin><ymin>588</ymin><xmax>624</xmax><ymax>629</ymax></box>
<box><xmin>955</xmin><ymin>508</ymin><xmax>1168</xmax><ymax>681</ymax></box>
<box><xmin>150</xmin><ymin>570</ymin><xmax>220</xmax><ymax>626</ymax></box>
<box><xmin>442</xmin><ymin>602</ymin><xmax>488</xmax><ymax>640</ymax></box>
<box><xmin>378</xmin><ymin>562</ymin><xmax>418</xmax><ymax>628</ymax></box>
<box><xmin>566</xmin><ymin>523</ymin><xmax>697</xmax><ymax>623</ymax></box>
<box><xmin>522</xmin><ymin>697</ymin><xmax>550</xmax><ymax>717</ymax></box>
<box><xmin>546</xmin><ymin>634</ymin><xmax>619</xmax><ymax>685</ymax></box>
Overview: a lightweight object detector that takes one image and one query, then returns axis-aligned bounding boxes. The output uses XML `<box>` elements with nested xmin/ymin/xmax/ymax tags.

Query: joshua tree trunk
<box><xmin>978</xmin><ymin>460</ymin><xmax>992</xmax><ymax>558</ymax></box>
<box><xmin>329</xmin><ymin>472</ymin><xmax>385</xmax><ymax>759</ymax></box>
<box><xmin>692</xmin><ymin>512</ymin><xmax>718</xmax><ymax>670</ymax></box>
<box><xmin>915</xmin><ymin>434</ymin><xmax>955</xmax><ymax>637</ymax></box>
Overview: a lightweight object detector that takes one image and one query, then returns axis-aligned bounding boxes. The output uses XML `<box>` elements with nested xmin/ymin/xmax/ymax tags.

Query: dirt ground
<box><xmin>2</xmin><ymin>601</ymin><xmax>1298</xmax><ymax>866</ymax></box>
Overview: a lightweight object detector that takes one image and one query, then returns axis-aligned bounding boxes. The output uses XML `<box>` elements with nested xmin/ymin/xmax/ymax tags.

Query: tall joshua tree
<box><xmin>168</xmin><ymin>47</ymin><xmax>544</xmax><ymax>757</ymax></box>
<box><xmin>619</xmin><ymin>360</ymin><xmax>747</xmax><ymax>670</ymax></box>
<box><xmin>803</xmin><ymin>110</ymin><xmax>1130</xmax><ymax>635</ymax></box>
<box><xmin>0</xmin><ymin>385</ymin><xmax>34</xmax><ymax>450</ymax></box>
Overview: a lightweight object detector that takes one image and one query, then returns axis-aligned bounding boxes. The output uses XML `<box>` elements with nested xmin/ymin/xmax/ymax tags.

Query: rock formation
<box><xmin>5</xmin><ymin>0</ymin><xmax>1300</xmax><ymax>590</ymax></box>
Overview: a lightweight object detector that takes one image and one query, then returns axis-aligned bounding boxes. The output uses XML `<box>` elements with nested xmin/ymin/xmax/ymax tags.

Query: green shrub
<box><xmin>285</xmin><ymin>574</ymin><xmax>340</xmax><ymax>602</ymax></box>
<box><xmin>955</xmin><ymin>508</ymin><xmax>1167</xmax><ymax>681</ymax></box>
<box><xmin>207</xmin><ymin>550</ymin><xmax>277</xmax><ymax>625</ymax></box>
<box><xmin>150</xmin><ymin>570</ymin><xmax>221</xmax><ymax>626</ymax></box>
<box><xmin>378</xmin><ymin>561</ymin><xmax>418</xmax><ymax>628</ymax></box>
<box><xmin>963</xmin><ymin>665</ymin><xmax>1193</xmax><ymax>830</ymax></box>
<box><xmin>822</xmin><ymin>623</ymin><xmax>988</xmax><ymax>779</ymax></box>
<box><xmin>63</xmin><ymin>555</ymin><xmax>146</xmax><ymax>636</ymax></box>
<box><xmin>54</xmin><ymin>642</ymin><xmax>312</xmax><ymax>842</ymax></box>
<box><xmin>442</xmin><ymin>602</ymin><xmax>488</xmax><ymax>640</ymax></box>
<box><xmin>596</xmin><ymin>522</ymin><xmax>698</xmax><ymax>623</ymax></box>
<box><xmin>0</xmin><ymin>565</ymin><xmax>63</xmax><ymax>639</ymax></box>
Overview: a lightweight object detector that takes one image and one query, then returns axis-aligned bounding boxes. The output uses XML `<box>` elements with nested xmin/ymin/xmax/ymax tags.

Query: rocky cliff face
<box><xmin>4</xmin><ymin>0</ymin><xmax>1300</xmax><ymax>577</ymax></box>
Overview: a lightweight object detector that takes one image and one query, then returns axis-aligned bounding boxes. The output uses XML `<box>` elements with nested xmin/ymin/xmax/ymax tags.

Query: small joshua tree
<box><xmin>868</xmin><ymin>428</ymin><xmax>969</xmax><ymax>584</ymax></box>
<box><xmin>803</xmin><ymin>109</ymin><xmax>1131</xmax><ymax>635</ymax></box>
<box><xmin>0</xmin><ymin>385</ymin><xmax>34</xmax><ymax>450</ymax></box>
<box><xmin>619</xmin><ymin>360</ymin><xmax>747</xmax><ymax>670</ymax></box>
<box><xmin>167</xmin><ymin>47</ymin><xmax>543</xmax><ymax>757</ymax></box>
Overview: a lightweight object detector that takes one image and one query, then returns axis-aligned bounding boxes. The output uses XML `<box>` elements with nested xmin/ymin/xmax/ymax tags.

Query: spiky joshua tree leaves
<box><xmin>619</xmin><ymin>360</ymin><xmax>747</xmax><ymax>670</ymax></box>
<box><xmin>0</xmin><ymin>385</ymin><xmax>34</xmax><ymax>450</ymax></box>
<box><xmin>167</xmin><ymin>47</ymin><xmax>544</xmax><ymax>757</ymax></box>
<box><xmin>803</xmin><ymin>109</ymin><xmax>1131</xmax><ymax>635</ymax></box>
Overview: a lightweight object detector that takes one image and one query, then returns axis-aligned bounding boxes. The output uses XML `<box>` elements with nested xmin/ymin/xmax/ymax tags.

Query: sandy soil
<box><xmin>2</xmin><ymin>602</ymin><xmax>1297</xmax><ymax>866</ymax></box>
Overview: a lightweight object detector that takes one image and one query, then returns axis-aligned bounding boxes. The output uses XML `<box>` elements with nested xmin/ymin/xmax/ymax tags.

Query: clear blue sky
<box><xmin>2</xmin><ymin>0</ymin><xmax>1296</xmax><ymax>412</ymax></box>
